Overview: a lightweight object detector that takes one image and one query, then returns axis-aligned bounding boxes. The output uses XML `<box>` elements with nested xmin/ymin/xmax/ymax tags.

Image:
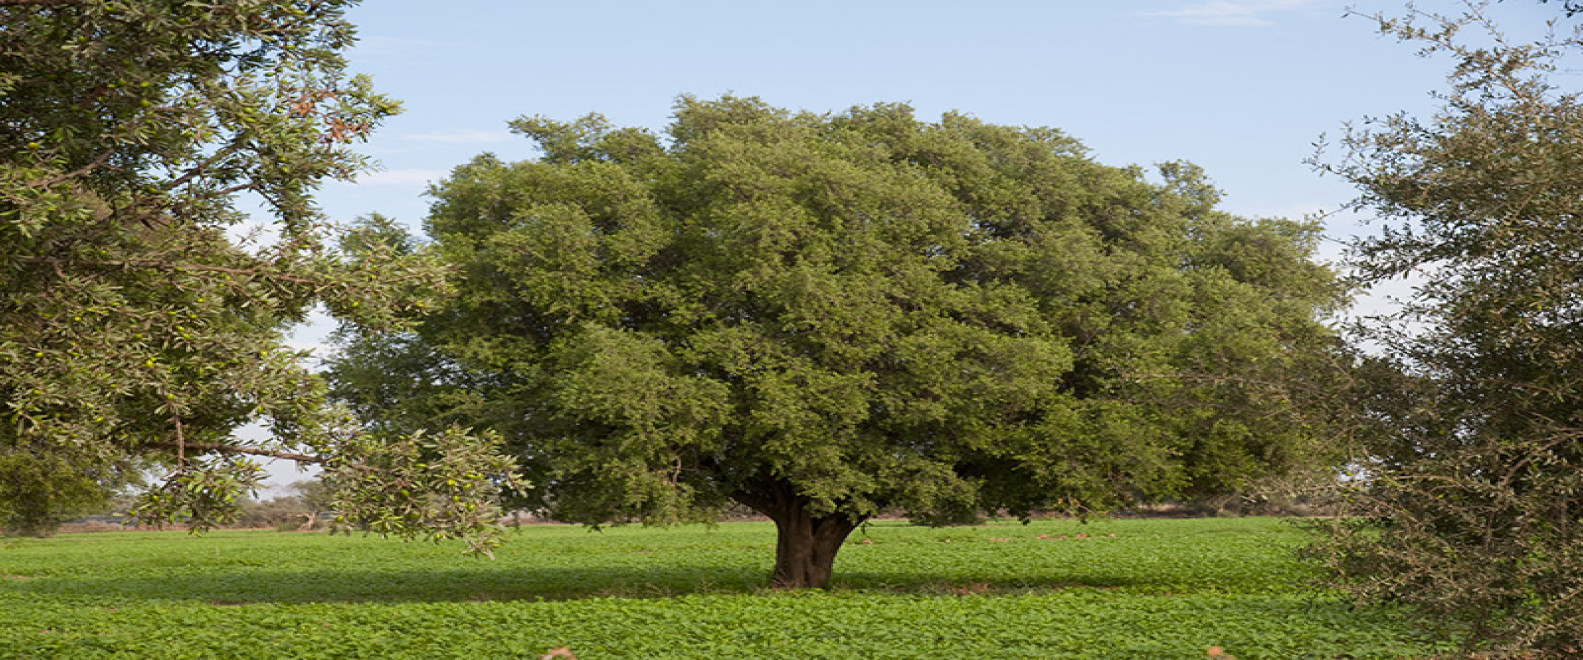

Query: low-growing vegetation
<box><xmin>1</xmin><ymin>518</ymin><xmax>1449</xmax><ymax>658</ymax></box>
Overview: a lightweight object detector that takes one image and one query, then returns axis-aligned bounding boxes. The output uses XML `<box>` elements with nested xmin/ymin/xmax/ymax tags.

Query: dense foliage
<box><xmin>331</xmin><ymin>97</ymin><xmax>1345</xmax><ymax>587</ymax></box>
<box><xmin>0</xmin><ymin>0</ymin><xmax>518</xmax><ymax>549</ymax></box>
<box><xmin>1308</xmin><ymin>2</ymin><xmax>1583</xmax><ymax>653</ymax></box>
<box><xmin>0</xmin><ymin>519</ymin><xmax>1453</xmax><ymax>658</ymax></box>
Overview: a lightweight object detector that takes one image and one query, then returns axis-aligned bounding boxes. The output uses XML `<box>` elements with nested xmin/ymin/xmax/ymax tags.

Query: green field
<box><xmin>0</xmin><ymin>518</ymin><xmax>1446</xmax><ymax>658</ymax></box>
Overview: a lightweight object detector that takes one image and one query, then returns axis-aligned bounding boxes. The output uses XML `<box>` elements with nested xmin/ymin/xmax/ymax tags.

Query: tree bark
<box><xmin>734</xmin><ymin>480</ymin><xmax>863</xmax><ymax>589</ymax></box>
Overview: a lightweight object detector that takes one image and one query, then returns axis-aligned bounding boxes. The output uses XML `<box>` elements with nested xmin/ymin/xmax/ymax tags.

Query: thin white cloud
<box><xmin>352</xmin><ymin>168</ymin><xmax>447</xmax><ymax>186</ymax></box>
<box><xmin>399</xmin><ymin>129</ymin><xmax>514</xmax><ymax>145</ymax></box>
<box><xmin>1138</xmin><ymin>0</ymin><xmax>1324</xmax><ymax>27</ymax></box>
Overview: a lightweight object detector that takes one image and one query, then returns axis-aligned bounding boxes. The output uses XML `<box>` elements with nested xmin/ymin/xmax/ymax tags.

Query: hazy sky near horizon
<box><xmin>258</xmin><ymin>0</ymin><xmax>1568</xmax><ymax>491</ymax></box>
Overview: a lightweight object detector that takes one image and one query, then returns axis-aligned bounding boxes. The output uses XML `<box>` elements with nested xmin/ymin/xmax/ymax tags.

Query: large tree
<box><xmin>0</xmin><ymin>0</ymin><xmax>518</xmax><ymax>549</ymax></box>
<box><xmin>331</xmin><ymin>97</ymin><xmax>1344</xmax><ymax>588</ymax></box>
<box><xmin>1308</xmin><ymin>1</ymin><xmax>1583</xmax><ymax>653</ymax></box>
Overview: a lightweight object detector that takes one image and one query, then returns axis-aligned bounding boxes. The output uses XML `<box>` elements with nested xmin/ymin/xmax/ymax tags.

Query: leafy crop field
<box><xmin>0</xmin><ymin>518</ymin><xmax>1446</xmax><ymax>658</ymax></box>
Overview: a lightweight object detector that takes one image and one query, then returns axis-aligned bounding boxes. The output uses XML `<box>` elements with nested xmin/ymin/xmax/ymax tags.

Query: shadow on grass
<box><xmin>830</xmin><ymin>571</ymin><xmax>1146</xmax><ymax>595</ymax></box>
<box><xmin>6</xmin><ymin>564</ymin><xmax>1157</xmax><ymax>605</ymax></box>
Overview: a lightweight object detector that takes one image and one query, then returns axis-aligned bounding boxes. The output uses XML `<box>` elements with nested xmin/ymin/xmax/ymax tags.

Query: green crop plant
<box><xmin>1</xmin><ymin>518</ymin><xmax>1451</xmax><ymax>658</ymax></box>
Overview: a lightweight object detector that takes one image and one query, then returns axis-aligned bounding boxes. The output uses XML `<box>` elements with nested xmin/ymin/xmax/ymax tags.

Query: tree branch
<box><xmin>1442</xmin><ymin>378</ymin><xmax>1573</xmax><ymax>399</ymax></box>
<box><xmin>20</xmin><ymin>256</ymin><xmax>319</xmax><ymax>285</ymax></box>
<box><xmin>149</xmin><ymin>440</ymin><xmax>321</xmax><ymax>464</ymax></box>
<box><xmin>26</xmin><ymin>151</ymin><xmax>113</xmax><ymax>189</ymax></box>
<box><xmin>146</xmin><ymin>440</ymin><xmax>394</xmax><ymax>474</ymax></box>
<box><xmin>172</xmin><ymin>413</ymin><xmax>186</xmax><ymax>466</ymax></box>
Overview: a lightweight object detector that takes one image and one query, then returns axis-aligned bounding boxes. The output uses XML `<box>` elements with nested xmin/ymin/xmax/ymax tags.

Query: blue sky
<box><xmin>312</xmin><ymin>0</ymin><xmax>1556</xmax><ymax>236</ymax></box>
<box><xmin>261</xmin><ymin>0</ymin><xmax>1565</xmax><ymax>491</ymax></box>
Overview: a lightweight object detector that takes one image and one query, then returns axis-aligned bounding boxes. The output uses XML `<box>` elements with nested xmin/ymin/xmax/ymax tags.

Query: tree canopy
<box><xmin>0</xmin><ymin>0</ymin><xmax>518</xmax><ymax>549</ymax></box>
<box><xmin>1308</xmin><ymin>2</ymin><xmax>1583</xmax><ymax>653</ymax></box>
<box><xmin>330</xmin><ymin>97</ymin><xmax>1345</xmax><ymax>587</ymax></box>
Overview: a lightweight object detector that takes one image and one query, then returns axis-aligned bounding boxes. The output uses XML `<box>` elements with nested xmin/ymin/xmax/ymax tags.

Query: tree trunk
<box><xmin>734</xmin><ymin>481</ymin><xmax>863</xmax><ymax>589</ymax></box>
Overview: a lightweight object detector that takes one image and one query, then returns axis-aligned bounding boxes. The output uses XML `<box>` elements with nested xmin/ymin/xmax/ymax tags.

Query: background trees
<box><xmin>0</xmin><ymin>0</ymin><xmax>518</xmax><ymax>548</ymax></box>
<box><xmin>331</xmin><ymin>97</ymin><xmax>1345</xmax><ymax>588</ymax></box>
<box><xmin>1309</xmin><ymin>2</ymin><xmax>1583</xmax><ymax>652</ymax></box>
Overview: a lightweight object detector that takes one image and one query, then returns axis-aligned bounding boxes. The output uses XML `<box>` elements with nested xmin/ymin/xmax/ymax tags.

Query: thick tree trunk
<box><xmin>768</xmin><ymin>505</ymin><xmax>859</xmax><ymax>589</ymax></box>
<box><xmin>734</xmin><ymin>481</ymin><xmax>862</xmax><ymax>589</ymax></box>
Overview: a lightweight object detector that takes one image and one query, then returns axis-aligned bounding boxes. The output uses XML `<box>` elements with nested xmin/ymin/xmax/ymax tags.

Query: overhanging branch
<box><xmin>20</xmin><ymin>257</ymin><xmax>319</xmax><ymax>285</ymax></box>
<box><xmin>26</xmin><ymin>152</ymin><xmax>115</xmax><ymax>189</ymax></box>
<box><xmin>149</xmin><ymin>440</ymin><xmax>321</xmax><ymax>464</ymax></box>
<box><xmin>146</xmin><ymin>440</ymin><xmax>395</xmax><ymax>474</ymax></box>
